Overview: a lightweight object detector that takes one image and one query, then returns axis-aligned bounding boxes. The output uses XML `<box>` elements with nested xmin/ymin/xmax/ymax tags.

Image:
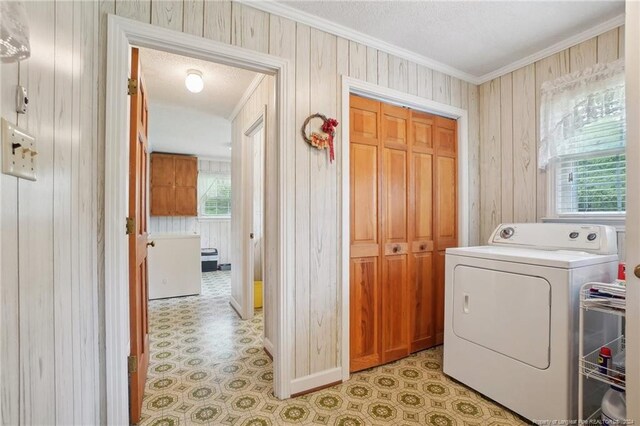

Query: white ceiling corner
<box><xmin>139</xmin><ymin>48</ymin><xmax>263</xmax><ymax>158</ymax></box>
<box><xmin>241</xmin><ymin>0</ymin><xmax>624</xmax><ymax>85</ymax></box>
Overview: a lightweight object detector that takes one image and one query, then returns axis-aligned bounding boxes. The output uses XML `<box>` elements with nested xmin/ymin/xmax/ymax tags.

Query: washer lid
<box><xmin>446</xmin><ymin>245</ymin><xmax>618</xmax><ymax>269</ymax></box>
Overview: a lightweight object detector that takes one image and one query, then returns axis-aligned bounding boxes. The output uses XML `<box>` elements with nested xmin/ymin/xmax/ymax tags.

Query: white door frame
<box><xmin>339</xmin><ymin>76</ymin><xmax>470</xmax><ymax>381</ymax></box>
<box><xmin>240</xmin><ymin>110</ymin><xmax>266</xmax><ymax>320</ymax></box>
<box><xmin>624</xmin><ymin>5</ymin><xmax>639</xmax><ymax>421</ymax></box>
<box><xmin>104</xmin><ymin>15</ymin><xmax>295</xmax><ymax>424</ymax></box>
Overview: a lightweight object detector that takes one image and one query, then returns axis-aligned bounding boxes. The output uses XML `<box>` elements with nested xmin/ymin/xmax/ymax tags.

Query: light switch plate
<box><xmin>1</xmin><ymin>118</ymin><xmax>37</xmax><ymax>181</ymax></box>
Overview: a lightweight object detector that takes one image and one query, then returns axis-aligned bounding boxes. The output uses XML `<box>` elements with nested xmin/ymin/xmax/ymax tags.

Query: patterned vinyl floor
<box><xmin>140</xmin><ymin>271</ymin><xmax>527</xmax><ymax>426</ymax></box>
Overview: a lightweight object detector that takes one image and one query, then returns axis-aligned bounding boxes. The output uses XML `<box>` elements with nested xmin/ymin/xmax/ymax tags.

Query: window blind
<box><xmin>198</xmin><ymin>172</ymin><xmax>231</xmax><ymax>217</ymax></box>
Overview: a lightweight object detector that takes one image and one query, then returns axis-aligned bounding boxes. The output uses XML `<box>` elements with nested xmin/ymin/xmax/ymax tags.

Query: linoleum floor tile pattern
<box><xmin>140</xmin><ymin>271</ymin><xmax>527</xmax><ymax>426</ymax></box>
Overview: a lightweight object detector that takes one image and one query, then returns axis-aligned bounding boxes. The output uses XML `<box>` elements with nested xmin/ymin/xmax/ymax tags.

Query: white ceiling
<box><xmin>139</xmin><ymin>48</ymin><xmax>262</xmax><ymax>158</ymax></box>
<box><xmin>147</xmin><ymin>103</ymin><xmax>232</xmax><ymax>159</ymax></box>
<box><xmin>139</xmin><ymin>47</ymin><xmax>259</xmax><ymax>118</ymax></box>
<box><xmin>277</xmin><ymin>0</ymin><xmax>624</xmax><ymax>80</ymax></box>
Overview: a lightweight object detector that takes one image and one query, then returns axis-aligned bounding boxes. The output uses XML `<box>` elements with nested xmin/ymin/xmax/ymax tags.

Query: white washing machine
<box><xmin>443</xmin><ymin>223</ymin><xmax>619</xmax><ymax>422</ymax></box>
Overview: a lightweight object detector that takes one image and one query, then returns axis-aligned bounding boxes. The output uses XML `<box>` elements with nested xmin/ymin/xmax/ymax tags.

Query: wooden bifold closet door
<box><xmin>349</xmin><ymin>94</ymin><xmax>457</xmax><ymax>372</ymax></box>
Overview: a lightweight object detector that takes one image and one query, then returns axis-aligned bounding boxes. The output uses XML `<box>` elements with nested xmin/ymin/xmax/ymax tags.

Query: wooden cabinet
<box><xmin>349</xmin><ymin>95</ymin><xmax>457</xmax><ymax>372</ymax></box>
<box><xmin>150</xmin><ymin>153</ymin><xmax>198</xmax><ymax>216</ymax></box>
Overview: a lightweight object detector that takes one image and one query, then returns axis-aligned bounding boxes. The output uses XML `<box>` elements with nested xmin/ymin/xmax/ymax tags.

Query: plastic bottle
<box><xmin>601</xmin><ymin>386</ymin><xmax>626</xmax><ymax>425</ymax></box>
<box><xmin>598</xmin><ymin>347</ymin><xmax>612</xmax><ymax>374</ymax></box>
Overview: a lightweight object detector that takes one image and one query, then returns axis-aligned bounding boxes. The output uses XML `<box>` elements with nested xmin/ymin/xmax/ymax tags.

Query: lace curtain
<box><xmin>538</xmin><ymin>59</ymin><xmax>625</xmax><ymax>169</ymax></box>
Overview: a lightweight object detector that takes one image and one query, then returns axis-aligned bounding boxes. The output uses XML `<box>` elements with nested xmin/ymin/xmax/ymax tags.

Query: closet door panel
<box><xmin>350</xmin><ymin>143</ymin><xmax>379</xmax><ymax>258</ymax></box>
<box><xmin>349</xmin><ymin>94</ymin><xmax>382</xmax><ymax>372</ymax></box>
<box><xmin>350</xmin><ymin>95</ymin><xmax>380</xmax><ymax>145</ymax></box>
<box><xmin>382</xmin><ymin>104</ymin><xmax>409</xmax><ymax>147</ymax></box>
<box><xmin>381</xmin><ymin>255</ymin><xmax>409</xmax><ymax>362</ymax></box>
<box><xmin>382</xmin><ymin>148</ymin><xmax>407</xmax><ymax>245</ymax></box>
<box><xmin>434</xmin><ymin>117</ymin><xmax>458</xmax><ymax>251</ymax></box>
<box><xmin>412</xmin><ymin>113</ymin><xmax>434</xmax><ymax>150</ymax></box>
<box><xmin>436</xmin><ymin>156</ymin><xmax>457</xmax><ymax>246</ymax></box>
<box><xmin>412</xmin><ymin>152</ymin><xmax>433</xmax><ymax>243</ymax></box>
<box><xmin>350</xmin><ymin>257</ymin><xmax>381</xmax><ymax>371</ymax></box>
<box><xmin>410</xmin><ymin>252</ymin><xmax>435</xmax><ymax>351</ymax></box>
<box><xmin>380</xmin><ymin>103</ymin><xmax>409</xmax><ymax>362</ymax></box>
<box><xmin>409</xmin><ymin>127</ymin><xmax>436</xmax><ymax>351</ymax></box>
<box><xmin>435</xmin><ymin>118</ymin><xmax>456</xmax><ymax>155</ymax></box>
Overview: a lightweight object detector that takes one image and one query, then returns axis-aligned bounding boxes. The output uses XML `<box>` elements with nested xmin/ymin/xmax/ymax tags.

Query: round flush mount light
<box><xmin>185</xmin><ymin>69</ymin><xmax>204</xmax><ymax>93</ymax></box>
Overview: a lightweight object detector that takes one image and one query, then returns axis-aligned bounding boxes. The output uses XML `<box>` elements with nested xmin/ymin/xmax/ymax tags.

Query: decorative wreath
<box><xmin>302</xmin><ymin>113</ymin><xmax>339</xmax><ymax>163</ymax></box>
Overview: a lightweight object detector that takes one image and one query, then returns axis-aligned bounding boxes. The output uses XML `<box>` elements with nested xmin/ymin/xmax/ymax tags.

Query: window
<box><xmin>539</xmin><ymin>59</ymin><xmax>625</xmax><ymax>217</ymax></box>
<box><xmin>198</xmin><ymin>172</ymin><xmax>231</xmax><ymax>217</ymax></box>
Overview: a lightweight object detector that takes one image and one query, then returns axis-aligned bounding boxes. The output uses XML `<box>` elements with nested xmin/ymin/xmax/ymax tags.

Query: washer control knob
<box><xmin>587</xmin><ymin>233</ymin><xmax>597</xmax><ymax>241</ymax></box>
<box><xmin>500</xmin><ymin>227</ymin><xmax>515</xmax><ymax>239</ymax></box>
<box><xmin>569</xmin><ymin>232</ymin><xmax>579</xmax><ymax>239</ymax></box>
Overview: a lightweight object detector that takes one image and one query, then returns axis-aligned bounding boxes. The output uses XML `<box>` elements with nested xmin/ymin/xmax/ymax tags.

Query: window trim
<box><xmin>546</xmin><ymin>153</ymin><xmax>626</xmax><ymax>221</ymax></box>
<box><xmin>198</xmin><ymin>171</ymin><xmax>231</xmax><ymax>219</ymax></box>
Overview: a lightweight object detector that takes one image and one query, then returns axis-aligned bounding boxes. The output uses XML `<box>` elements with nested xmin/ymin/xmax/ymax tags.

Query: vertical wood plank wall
<box><xmin>230</xmin><ymin>75</ymin><xmax>277</xmax><ymax>349</ymax></box>
<box><xmin>149</xmin><ymin>159</ymin><xmax>233</xmax><ymax>264</ymax></box>
<box><xmin>0</xmin><ymin>1</ymin><xmax>624</xmax><ymax>422</ymax></box>
<box><xmin>0</xmin><ymin>1</ymin><xmax>100</xmax><ymax>424</ymax></box>
<box><xmin>479</xmin><ymin>26</ymin><xmax>625</xmax><ymax>244</ymax></box>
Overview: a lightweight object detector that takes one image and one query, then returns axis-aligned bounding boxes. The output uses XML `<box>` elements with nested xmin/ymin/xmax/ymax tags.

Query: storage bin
<box><xmin>201</xmin><ymin>248</ymin><xmax>218</xmax><ymax>272</ymax></box>
<box><xmin>254</xmin><ymin>281</ymin><xmax>263</xmax><ymax>308</ymax></box>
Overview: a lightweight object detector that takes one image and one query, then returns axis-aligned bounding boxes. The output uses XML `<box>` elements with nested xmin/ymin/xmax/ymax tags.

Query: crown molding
<box><xmin>239</xmin><ymin>0</ymin><xmax>624</xmax><ymax>86</ymax></box>
<box><xmin>228</xmin><ymin>73</ymin><xmax>266</xmax><ymax>121</ymax></box>
<box><xmin>477</xmin><ymin>13</ymin><xmax>625</xmax><ymax>84</ymax></box>
<box><xmin>238</xmin><ymin>0</ymin><xmax>479</xmax><ymax>84</ymax></box>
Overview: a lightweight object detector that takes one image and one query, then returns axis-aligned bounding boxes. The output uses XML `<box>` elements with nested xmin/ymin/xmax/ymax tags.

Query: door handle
<box><xmin>635</xmin><ymin>264</ymin><xmax>640</xmax><ymax>279</ymax></box>
<box><xmin>146</xmin><ymin>241</ymin><xmax>155</xmax><ymax>247</ymax></box>
<box><xmin>392</xmin><ymin>245</ymin><xmax>399</xmax><ymax>253</ymax></box>
<box><xmin>463</xmin><ymin>294</ymin><xmax>470</xmax><ymax>314</ymax></box>
<box><xmin>250</xmin><ymin>233</ymin><xmax>254</xmax><ymax>239</ymax></box>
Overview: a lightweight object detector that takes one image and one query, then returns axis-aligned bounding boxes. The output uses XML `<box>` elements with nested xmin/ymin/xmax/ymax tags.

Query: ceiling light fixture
<box><xmin>185</xmin><ymin>69</ymin><xmax>203</xmax><ymax>93</ymax></box>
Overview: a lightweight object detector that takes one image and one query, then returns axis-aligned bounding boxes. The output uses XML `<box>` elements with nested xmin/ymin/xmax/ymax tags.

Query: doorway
<box><xmin>105</xmin><ymin>16</ymin><xmax>296</xmax><ymax>425</ymax></box>
<box><xmin>246</xmin><ymin>114</ymin><xmax>266</xmax><ymax>320</ymax></box>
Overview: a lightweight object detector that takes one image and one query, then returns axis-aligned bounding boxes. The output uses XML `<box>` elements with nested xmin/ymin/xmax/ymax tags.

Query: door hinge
<box><xmin>126</xmin><ymin>217</ymin><xmax>135</xmax><ymax>235</ymax></box>
<box><xmin>128</xmin><ymin>355</ymin><xmax>138</xmax><ymax>374</ymax></box>
<box><xmin>128</xmin><ymin>78</ymin><xmax>138</xmax><ymax>96</ymax></box>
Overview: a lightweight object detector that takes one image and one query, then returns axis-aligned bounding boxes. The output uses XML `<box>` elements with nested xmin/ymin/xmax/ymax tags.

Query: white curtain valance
<box><xmin>538</xmin><ymin>59</ymin><xmax>625</xmax><ymax>169</ymax></box>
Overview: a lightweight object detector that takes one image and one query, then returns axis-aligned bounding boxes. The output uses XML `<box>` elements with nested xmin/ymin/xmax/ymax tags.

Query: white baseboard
<box><xmin>290</xmin><ymin>367</ymin><xmax>343</xmax><ymax>395</ymax></box>
<box><xmin>263</xmin><ymin>337</ymin><xmax>274</xmax><ymax>357</ymax></box>
<box><xmin>229</xmin><ymin>296</ymin><xmax>242</xmax><ymax>317</ymax></box>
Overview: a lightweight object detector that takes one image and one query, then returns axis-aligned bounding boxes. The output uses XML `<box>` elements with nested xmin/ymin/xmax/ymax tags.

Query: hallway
<box><xmin>140</xmin><ymin>271</ymin><xmax>525</xmax><ymax>425</ymax></box>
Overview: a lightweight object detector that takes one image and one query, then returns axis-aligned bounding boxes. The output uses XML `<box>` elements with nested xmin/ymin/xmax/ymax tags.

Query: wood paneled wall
<box><xmin>479</xmin><ymin>26</ymin><xmax>625</xmax><ymax>243</ymax></box>
<box><xmin>0</xmin><ymin>1</ymin><xmax>481</xmax><ymax>422</ymax></box>
<box><xmin>149</xmin><ymin>159</ymin><xmax>232</xmax><ymax>264</ymax></box>
<box><xmin>230</xmin><ymin>74</ymin><xmax>277</xmax><ymax>345</ymax></box>
<box><xmin>0</xmin><ymin>1</ymin><xmax>100</xmax><ymax>424</ymax></box>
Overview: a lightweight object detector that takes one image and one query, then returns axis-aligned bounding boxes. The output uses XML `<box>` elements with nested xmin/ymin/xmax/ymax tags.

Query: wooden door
<box><xmin>128</xmin><ymin>47</ymin><xmax>150</xmax><ymax>425</ymax></box>
<box><xmin>433</xmin><ymin>116</ymin><xmax>457</xmax><ymax>344</ymax></box>
<box><xmin>150</xmin><ymin>153</ymin><xmax>175</xmax><ymax>216</ymax></box>
<box><xmin>409</xmin><ymin>111</ymin><xmax>436</xmax><ymax>352</ymax></box>
<box><xmin>380</xmin><ymin>103</ymin><xmax>410</xmax><ymax>363</ymax></box>
<box><xmin>349</xmin><ymin>95</ymin><xmax>382</xmax><ymax>372</ymax></box>
<box><xmin>349</xmin><ymin>95</ymin><xmax>457</xmax><ymax>370</ymax></box>
<box><xmin>174</xmin><ymin>156</ymin><xmax>198</xmax><ymax>215</ymax></box>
